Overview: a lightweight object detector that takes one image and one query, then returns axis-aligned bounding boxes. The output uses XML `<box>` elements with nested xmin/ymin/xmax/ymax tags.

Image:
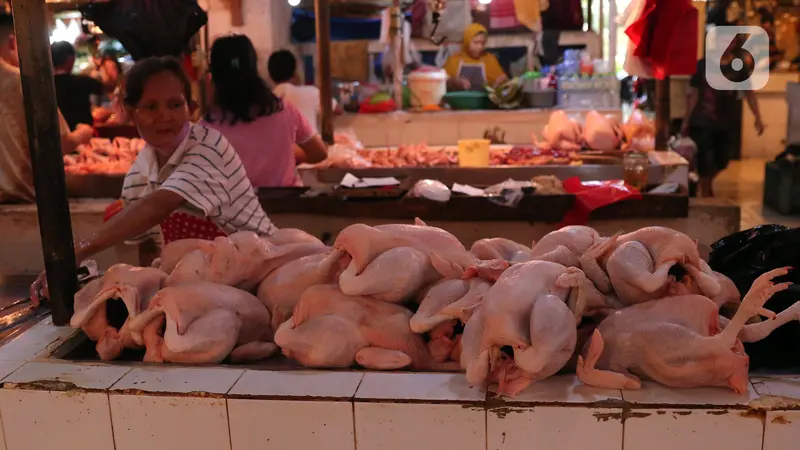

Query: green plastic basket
<box><xmin>443</xmin><ymin>91</ymin><xmax>491</xmax><ymax>110</ymax></box>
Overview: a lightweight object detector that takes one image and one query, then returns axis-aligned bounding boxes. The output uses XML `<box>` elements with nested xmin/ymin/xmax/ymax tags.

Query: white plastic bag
<box><xmin>410</xmin><ymin>179</ymin><xmax>451</xmax><ymax>202</ymax></box>
<box><xmin>669</xmin><ymin>134</ymin><xmax>698</xmax><ymax>162</ymax></box>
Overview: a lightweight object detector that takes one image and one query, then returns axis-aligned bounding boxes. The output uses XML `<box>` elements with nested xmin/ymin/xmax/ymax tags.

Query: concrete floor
<box><xmin>715</xmin><ymin>159</ymin><xmax>800</xmax><ymax>230</ymax></box>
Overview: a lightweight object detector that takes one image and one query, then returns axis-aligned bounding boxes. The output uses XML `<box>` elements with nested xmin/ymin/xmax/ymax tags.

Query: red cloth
<box><xmin>559</xmin><ymin>178</ymin><xmax>643</xmax><ymax>226</ymax></box>
<box><xmin>489</xmin><ymin>0</ymin><xmax>521</xmax><ymax>30</ymax></box>
<box><xmin>160</xmin><ymin>211</ymin><xmax>227</xmax><ymax>245</ymax></box>
<box><xmin>626</xmin><ymin>0</ymin><xmax>698</xmax><ymax>79</ymax></box>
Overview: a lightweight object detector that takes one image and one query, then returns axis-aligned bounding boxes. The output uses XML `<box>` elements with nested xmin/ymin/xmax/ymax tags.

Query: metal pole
<box><xmin>314</xmin><ymin>0</ymin><xmax>334</xmax><ymax>144</ymax></box>
<box><xmin>655</xmin><ymin>77</ymin><xmax>671</xmax><ymax>150</ymax></box>
<box><xmin>12</xmin><ymin>0</ymin><xmax>78</xmax><ymax>325</ymax></box>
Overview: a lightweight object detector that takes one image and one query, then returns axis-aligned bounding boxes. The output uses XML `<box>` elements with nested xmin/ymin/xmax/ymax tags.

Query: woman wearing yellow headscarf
<box><xmin>443</xmin><ymin>23</ymin><xmax>508</xmax><ymax>91</ymax></box>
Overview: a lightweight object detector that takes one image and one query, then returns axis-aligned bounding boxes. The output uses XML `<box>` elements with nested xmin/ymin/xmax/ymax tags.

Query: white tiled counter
<box><xmin>0</xmin><ymin>318</ymin><xmax>799</xmax><ymax>450</ymax></box>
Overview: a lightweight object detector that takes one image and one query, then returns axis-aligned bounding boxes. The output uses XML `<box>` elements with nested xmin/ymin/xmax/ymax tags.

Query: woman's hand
<box><xmin>754</xmin><ymin>117</ymin><xmax>766</xmax><ymax>136</ymax></box>
<box><xmin>458</xmin><ymin>78</ymin><xmax>472</xmax><ymax>90</ymax></box>
<box><xmin>29</xmin><ymin>271</ymin><xmax>48</xmax><ymax>307</ymax></box>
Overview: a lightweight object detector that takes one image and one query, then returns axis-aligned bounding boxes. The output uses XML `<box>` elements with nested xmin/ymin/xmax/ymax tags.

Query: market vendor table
<box><xmin>0</xmin><ymin>317</ymin><xmax>796</xmax><ymax>450</ymax></box>
<box><xmin>333</xmin><ymin>108</ymin><xmax>622</xmax><ymax>147</ymax></box>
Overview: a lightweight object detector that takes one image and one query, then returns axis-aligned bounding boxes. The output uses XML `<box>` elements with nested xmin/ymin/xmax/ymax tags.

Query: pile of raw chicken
<box><xmin>317</xmin><ymin>109</ymin><xmax>655</xmax><ymax>170</ymax></box>
<box><xmin>63</xmin><ymin>137</ymin><xmax>145</xmax><ymax>175</ymax></box>
<box><xmin>72</xmin><ymin>221</ymin><xmax>798</xmax><ymax>397</ymax></box>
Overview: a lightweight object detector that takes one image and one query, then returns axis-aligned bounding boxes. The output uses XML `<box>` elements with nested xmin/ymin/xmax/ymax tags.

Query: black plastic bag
<box><xmin>81</xmin><ymin>0</ymin><xmax>207</xmax><ymax>61</ymax></box>
<box><xmin>709</xmin><ymin>224</ymin><xmax>800</xmax><ymax>371</ymax></box>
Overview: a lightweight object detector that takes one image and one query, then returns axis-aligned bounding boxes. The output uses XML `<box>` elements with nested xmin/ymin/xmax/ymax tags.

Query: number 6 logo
<box><xmin>705</xmin><ymin>26</ymin><xmax>770</xmax><ymax>91</ymax></box>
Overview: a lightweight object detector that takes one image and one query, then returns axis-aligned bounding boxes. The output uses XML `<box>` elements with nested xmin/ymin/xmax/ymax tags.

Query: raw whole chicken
<box><xmin>621</xmin><ymin>109</ymin><xmax>656</xmax><ymax>152</ymax></box>
<box><xmin>411</xmin><ymin>278</ymin><xmax>492</xmax><ymax>333</ymax></box>
<box><xmin>333</xmin><ymin>222</ymin><xmax>508</xmax><ymax>281</ymax></box>
<box><xmin>461</xmin><ymin>260</ymin><xmax>605</xmax><ymax>397</ymax></box>
<box><xmin>530</xmin><ymin>226</ymin><xmax>619</xmax><ymax>294</ymax></box>
<box><xmin>338</xmin><ymin>246</ymin><xmax>441</xmax><ymax>303</ymax></box>
<box><xmin>166</xmin><ymin>232</ymin><xmax>326</xmax><ymax>291</ymax></box>
<box><xmin>470</xmin><ymin>238</ymin><xmax>531</xmax><ymax>263</ymax></box>
<box><xmin>535</xmin><ymin>110</ymin><xmax>583</xmax><ymax>151</ymax></box>
<box><xmin>274</xmin><ymin>284</ymin><xmax>457</xmax><ymax>371</ymax></box>
<box><xmin>71</xmin><ymin>264</ymin><xmax>167</xmax><ymax>361</ymax></box>
<box><xmin>583</xmin><ymin>110</ymin><xmax>623</xmax><ymax>151</ymax></box>
<box><xmin>257</xmin><ymin>250</ymin><xmax>347</xmax><ymax>328</ymax></box>
<box><xmin>267</xmin><ymin>228</ymin><xmax>324</xmax><ymax>247</ymax></box>
<box><xmin>577</xmin><ymin>269</ymin><xmax>792</xmax><ymax>393</ymax></box>
<box><xmin>128</xmin><ymin>282</ymin><xmax>277</xmax><ymax>364</ymax></box>
<box><xmin>601</xmin><ymin>227</ymin><xmax>721</xmax><ymax>306</ymax></box>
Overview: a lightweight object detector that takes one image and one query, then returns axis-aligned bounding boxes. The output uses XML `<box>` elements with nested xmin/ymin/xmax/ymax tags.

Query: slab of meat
<box><xmin>165</xmin><ymin>232</ymin><xmax>326</xmax><ymax>291</ymax></box>
<box><xmin>601</xmin><ymin>227</ymin><xmax>720</xmax><ymax>306</ymax></box>
<box><xmin>128</xmin><ymin>282</ymin><xmax>276</xmax><ymax>364</ymax></box>
<box><xmin>583</xmin><ymin>110</ymin><xmax>623</xmax><ymax>151</ymax></box>
<box><xmin>70</xmin><ymin>264</ymin><xmax>167</xmax><ymax>361</ymax></box>
<box><xmin>257</xmin><ymin>250</ymin><xmax>348</xmax><ymax>328</ymax></box>
<box><xmin>461</xmin><ymin>260</ymin><xmax>604</xmax><ymax>397</ymax></box>
<box><xmin>274</xmin><ymin>284</ymin><xmax>457</xmax><ymax>371</ymax></box>
<box><xmin>534</xmin><ymin>110</ymin><xmax>583</xmax><ymax>151</ymax></box>
<box><xmin>470</xmin><ymin>238</ymin><xmax>532</xmax><ymax>263</ymax></box>
<box><xmin>576</xmin><ymin>268</ymin><xmax>792</xmax><ymax>393</ymax></box>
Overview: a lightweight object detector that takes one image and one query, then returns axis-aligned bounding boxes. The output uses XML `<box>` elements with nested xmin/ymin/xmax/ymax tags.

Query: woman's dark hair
<box><xmin>123</xmin><ymin>56</ymin><xmax>193</xmax><ymax>107</ymax></box>
<box><xmin>206</xmin><ymin>34</ymin><xmax>282</xmax><ymax>125</ymax></box>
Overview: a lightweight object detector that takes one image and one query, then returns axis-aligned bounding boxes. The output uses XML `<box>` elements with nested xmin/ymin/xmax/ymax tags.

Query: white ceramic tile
<box><xmin>497</xmin><ymin>375</ymin><xmax>623</xmax><ymax>404</ymax></box>
<box><xmin>229</xmin><ymin>370</ymin><xmax>362</xmax><ymax>399</ymax></box>
<box><xmin>111</xmin><ymin>366</ymin><xmax>243</xmax><ymax>394</ymax></box>
<box><xmin>0</xmin><ymin>389</ymin><xmax>114</xmax><ymax>450</ymax></box>
<box><xmin>400</xmin><ymin>122</ymin><xmax>432</xmax><ymax>145</ymax></box>
<box><xmin>355</xmin><ymin>372</ymin><xmax>485</xmax><ymax>402</ymax></box>
<box><xmin>0</xmin><ymin>412</ymin><xmax>5</xmax><ymax>450</ymax></box>
<box><xmin>624</xmin><ymin>408</ymin><xmax>764</xmax><ymax>450</ymax></box>
<box><xmin>622</xmin><ymin>381</ymin><xmax>759</xmax><ymax>406</ymax></box>
<box><xmin>457</xmin><ymin>121</ymin><xmax>488</xmax><ymax>140</ymax></box>
<box><xmin>752</xmin><ymin>376</ymin><xmax>800</xmax><ymax>400</ymax></box>
<box><xmin>229</xmin><ymin>399</ymin><xmax>354</xmax><ymax>450</ymax></box>
<box><xmin>0</xmin><ymin>361</ymin><xmax>24</xmax><ymax>382</ymax></box>
<box><xmin>3</xmin><ymin>362</ymin><xmax>130</xmax><ymax>390</ymax></box>
<box><xmin>488</xmin><ymin>406</ymin><xmax>623</xmax><ymax>450</ymax></box>
<box><xmin>110</xmin><ymin>394</ymin><xmax>230</xmax><ymax>450</ymax></box>
<box><xmin>0</xmin><ymin>318</ymin><xmax>77</xmax><ymax>361</ymax></box>
<box><xmin>355</xmin><ymin>402</ymin><xmax>484</xmax><ymax>450</ymax></box>
<box><xmin>764</xmin><ymin>410</ymin><xmax>800</xmax><ymax>450</ymax></box>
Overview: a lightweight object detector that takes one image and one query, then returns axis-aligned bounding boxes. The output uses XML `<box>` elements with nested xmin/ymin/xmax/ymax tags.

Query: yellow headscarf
<box><xmin>462</xmin><ymin>23</ymin><xmax>489</xmax><ymax>53</ymax></box>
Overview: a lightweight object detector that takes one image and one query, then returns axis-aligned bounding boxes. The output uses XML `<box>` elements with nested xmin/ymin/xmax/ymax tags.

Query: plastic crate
<box><xmin>763</xmin><ymin>161</ymin><xmax>800</xmax><ymax>215</ymax></box>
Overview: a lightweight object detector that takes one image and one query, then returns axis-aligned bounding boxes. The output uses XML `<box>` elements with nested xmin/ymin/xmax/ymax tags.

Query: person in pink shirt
<box><xmin>202</xmin><ymin>35</ymin><xmax>327</xmax><ymax>187</ymax></box>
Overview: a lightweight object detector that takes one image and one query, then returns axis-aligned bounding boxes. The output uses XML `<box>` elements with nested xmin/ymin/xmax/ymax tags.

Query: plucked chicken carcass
<box><xmin>274</xmin><ymin>284</ymin><xmax>457</xmax><ymax>371</ymax></box>
<box><xmin>71</xmin><ymin>264</ymin><xmax>167</xmax><ymax>361</ymax></box>
<box><xmin>63</xmin><ymin>137</ymin><xmax>145</xmax><ymax>175</ymax></box>
<box><xmin>600</xmin><ymin>227</ymin><xmax>721</xmax><ymax>307</ymax></box>
<box><xmin>621</xmin><ymin>109</ymin><xmax>656</xmax><ymax>152</ymax></box>
<box><xmin>461</xmin><ymin>260</ymin><xmax>606</xmax><ymax>397</ymax></box>
<box><xmin>470</xmin><ymin>238</ymin><xmax>532</xmax><ymax>263</ymax></box>
<box><xmin>128</xmin><ymin>282</ymin><xmax>277</xmax><ymax>364</ymax></box>
<box><xmin>165</xmin><ymin>232</ymin><xmax>326</xmax><ymax>291</ymax></box>
<box><xmin>583</xmin><ymin>110</ymin><xmax>623</xmax><ymax>152</ymax></box>
<box><xmin>257</xmin><ymin>250</ymin><xmax>348</xmax><ymax>328</ymax></box>
<box><xmin>535</xmin><ymin>110</ymin><xmax>583</xmax><ymax>151</ymax></box>
<box><xmin>577</xmin><ymin>268</ymin><xmax>792</xmax><ymax>393</ymax></box>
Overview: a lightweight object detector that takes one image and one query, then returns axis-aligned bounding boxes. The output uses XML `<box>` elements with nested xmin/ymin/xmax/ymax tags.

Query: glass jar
<box><xmin>623</xmin><ymin>151</ymin><xmax>650</xmax><ymax>191</ymax></box>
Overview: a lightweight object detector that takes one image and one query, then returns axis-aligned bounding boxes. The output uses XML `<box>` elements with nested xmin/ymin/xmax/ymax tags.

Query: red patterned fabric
<box><xmin>160</xmin><ymin>211</ymin><xmax>227</xmax><ymax>245</ymax></box>
<box><xmin>489</xmin><ymin>0</ymin><xmax>521</xmax><ymax>30</ymax></box>
<box><xmin>626</xmin><ymin>0</ymin><xmax>698</xmax><ymax>79</ymax></box>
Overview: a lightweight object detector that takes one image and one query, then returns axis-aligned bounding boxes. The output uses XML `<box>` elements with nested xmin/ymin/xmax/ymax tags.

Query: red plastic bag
<box><xmin>359</xmin><ymin>98</ymin><xmax>398</xmax><ymax>114</ymax></box>
<box><xmin>559</xmin><ymin>177</ymin><xmax>643</xmax><ymax>226</ymax></box>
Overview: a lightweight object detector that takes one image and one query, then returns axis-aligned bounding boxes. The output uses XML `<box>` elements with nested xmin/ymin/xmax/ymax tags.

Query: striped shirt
<box><xmin>120</xmin><ymin>123</ymin><xmax>275</xmax><ymax>244</ymax></box>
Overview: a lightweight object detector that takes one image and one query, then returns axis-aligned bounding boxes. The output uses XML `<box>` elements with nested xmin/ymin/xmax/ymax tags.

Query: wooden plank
<box><xmin>13</xmin><ymin>0</ymin><xmax>78</xmax><ymax>324</ymax></box>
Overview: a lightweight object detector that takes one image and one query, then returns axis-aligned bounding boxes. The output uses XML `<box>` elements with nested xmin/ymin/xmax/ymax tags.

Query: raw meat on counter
<box><xmin>63</xmin><ymin>137</ymin><xmax>145</xmax><ymax>175</ymax></box>
<box><xmin>71</xmin><ymin>221</ymin><xmax>799</xmax><ymax>399</ymax></box>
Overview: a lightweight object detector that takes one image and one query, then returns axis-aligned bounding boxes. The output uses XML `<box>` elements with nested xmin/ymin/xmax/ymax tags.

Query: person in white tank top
<box><xmin>268</xmin><ymin>50</ymin><xmax>336</xmax><ymax>133</ymax></box>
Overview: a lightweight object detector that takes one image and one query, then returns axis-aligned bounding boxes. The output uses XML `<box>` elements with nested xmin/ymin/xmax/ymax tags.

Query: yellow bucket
<box><xmin>457</xmin><ymin>139</ymin><xmax>491</xmax><ymax>167</ymax></box>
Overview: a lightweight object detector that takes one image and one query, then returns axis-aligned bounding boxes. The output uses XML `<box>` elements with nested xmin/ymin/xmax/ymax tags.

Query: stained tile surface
<box><xmin>111</xmin><ymin>366</ymin><xmax>243</xmax><ymax>394</ymax></box>
<box><xmin>763</xmin><ymin>410</ymin><xmax>800</xmax><ymax>450</ymax></box>
<box><xmin>229</xmin><ymin>370</ymin><xmax>363</xmax><ymax>399</ymax></box>
<box><xmin>3</xmin><ymin>361</ymin><xmax>129</xmax><ymax>390</ymax></box>
<box><xmin>356</xmin><ymin>372</ymin><xmax>485</xmax><ymax>402</ymax></box>
<box><xmin>624</xmin><ymin>408</ymin><xmax>764</xmax><ymax>450</ymax></box>
<box><xmin>622</xmin><ymin>381</ymin><xmax>758</xmax><ymax>406</ymax></box>
<box><xmin>0</xmin><ymin>318</ymin><xmax>76</xmax><ymax>361</ymax></box>
<box><xmin>498</xmin><ymin>375</ymin><xmax>623</xmax><ymax>404</ymax></box>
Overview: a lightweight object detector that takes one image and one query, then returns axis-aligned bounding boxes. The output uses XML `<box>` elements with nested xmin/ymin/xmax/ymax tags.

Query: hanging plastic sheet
<box><xmin>709</xmin><ymin>225</ymin><xmax>800</xmax><ymax>371</ymax></box>
<box><xmin>81</xmin><ymin>0</ymin><xmax>207</xmax><ymax>61</ymax></box>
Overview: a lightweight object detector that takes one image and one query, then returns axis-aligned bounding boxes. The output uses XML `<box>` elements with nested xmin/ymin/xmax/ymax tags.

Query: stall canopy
<box><xmin>80</xmin><ymin>0</ymin><xmax>207</xmax><ymax>60</ymax></box>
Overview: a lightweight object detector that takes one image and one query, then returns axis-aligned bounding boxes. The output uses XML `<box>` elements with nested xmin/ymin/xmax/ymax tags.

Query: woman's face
<box><xmin>468</xmin><ymin>33</ymin><xmax>487</xmax><ymax>59</ymax></box>
<box><xmin>129</xmin><ymin>71</ymin><xmax>191</xmax><ymax>152</ymax></box>
<box><xmin>102</xmin><ymin>59</ymin><xmax>120</xmax><ymax>82</ymax></box>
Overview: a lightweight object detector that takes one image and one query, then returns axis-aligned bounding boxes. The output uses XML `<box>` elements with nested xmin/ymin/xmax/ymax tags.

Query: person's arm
<box><xmin>291</xmin><ymin>103</ymin><xmax>328</xmax><ymax>164</ymax></box>
<box><xmin>75</xmin><ymin>189</ymin><xmax>184</xmax><ymax>262</ymax></box>
<box><xmin>299</xmin><ymin>135</ymin><xmax>328</xmax><ymax>164</ymax></box>
<box><xmin>745</xmin><ymin>90</ymin><xmax>765</xmax><ymax>136</ymax></box>
<box><xmin>484</xmin><ymin>53</ymin><xmax>508</xmax><ymax>88</ymax></box>
<box><xmin>443</xmin><ymin>55</ymin><xmax>469</xmax><ymax>90</ymax></box>
<box><xmin>59</xmin><ymin>111</ymin><xmax>93</xmax><ymax>154</ymax></box>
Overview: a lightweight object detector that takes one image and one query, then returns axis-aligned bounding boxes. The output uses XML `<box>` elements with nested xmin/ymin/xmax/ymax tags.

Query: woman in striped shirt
<box><xmin>31</xmin><ymin>56</ymin><xmax>274</xmax><ymax>302</ymax></box>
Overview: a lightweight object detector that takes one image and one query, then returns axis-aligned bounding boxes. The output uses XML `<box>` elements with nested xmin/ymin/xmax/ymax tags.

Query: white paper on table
<box><xmin>339</xmin><ymin>173</ymin><xmax>362</xmax><ymax>188</ymax></box>
<box><xmin>452</xmin><ymin>183</ymin><xmax>485</xmax><ymax>197</ymax></box>
<box><xmin>361</xmin><ymin>177</ymin><xmax>401</xmax><ymax>187</ymax></box>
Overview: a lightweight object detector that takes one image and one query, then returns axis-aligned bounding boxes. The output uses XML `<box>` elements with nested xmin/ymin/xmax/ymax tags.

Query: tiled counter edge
<box><xmin>0</xmin><ymin>320</ymin><xmax>799</xmax><ymax>450</ymax></box>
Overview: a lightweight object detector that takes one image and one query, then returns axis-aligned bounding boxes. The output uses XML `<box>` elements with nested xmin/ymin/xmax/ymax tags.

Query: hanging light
<box><xmin>478</xmin><ymin>0</ymin><xmax>492</xmax><ymax>4</ymax></box>
<box><xmin>287</xmin><ymin>0</ymin><xmax>301</xmax><ymax>6</ymax></box>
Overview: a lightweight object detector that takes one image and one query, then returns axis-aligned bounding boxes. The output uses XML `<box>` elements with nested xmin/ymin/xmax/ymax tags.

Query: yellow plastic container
<box><xmin>457</xmin><ymin>139</ymin><xmax>491</xmax><ymax>167</ymax></box>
